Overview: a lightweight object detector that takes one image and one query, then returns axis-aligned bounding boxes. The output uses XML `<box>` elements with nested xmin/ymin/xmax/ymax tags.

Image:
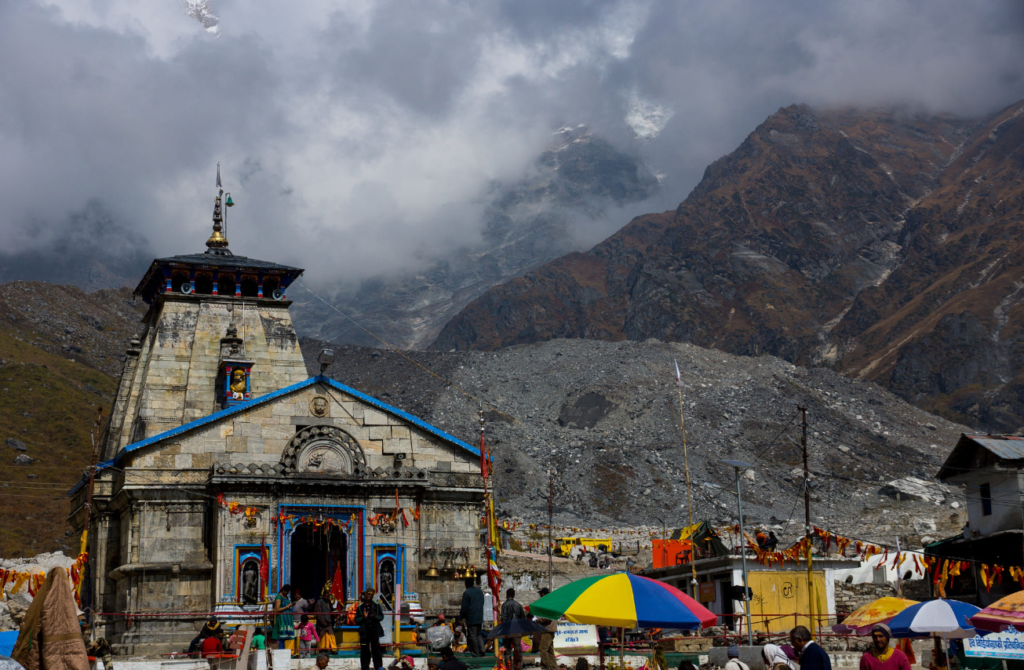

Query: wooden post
<box><xmin>394</xmin><ymin>580</ymin><xmax>403</xmax><ymax>658</ymax></box>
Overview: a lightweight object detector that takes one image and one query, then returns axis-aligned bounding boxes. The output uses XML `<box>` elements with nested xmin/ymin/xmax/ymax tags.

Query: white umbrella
<box><xmin>889</xmin><ymin>599</ymin><xmax>980</xmax><ymax>639</ymax></box>
<box><xmin>888</xmin><ymin>599</ymin><xmax>982</xmax><ymax>670</ymax></box>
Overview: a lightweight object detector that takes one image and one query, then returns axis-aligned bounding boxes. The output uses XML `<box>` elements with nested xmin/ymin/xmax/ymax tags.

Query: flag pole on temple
<box><xmin>675</xmin><ymin>360</ymin><xmax>697</xmax><ymax>589</ymax></box>
<box><xmin>479</xmin><ymin>407</ymin><xmax>501</xmax><ymax>627</ymax></box>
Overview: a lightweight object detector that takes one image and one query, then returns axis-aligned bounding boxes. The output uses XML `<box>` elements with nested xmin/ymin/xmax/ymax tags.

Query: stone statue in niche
<box><xmin>241</xmin><ymin>561</ymin><xmax>259</xmax><ymax>604</ymax></box>
<box><xmin>378</xmin><ymin>559</ymin><xmax>396</xmax><ymax>605</ymax></box>
<box><xmin>230</xmin><ymin>369</ymin><xmax>247</xmax><ymax>398</ymax></box>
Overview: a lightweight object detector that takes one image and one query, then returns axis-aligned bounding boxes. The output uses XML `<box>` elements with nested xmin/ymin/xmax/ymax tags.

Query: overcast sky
<box><xmin>1</xmin><ymin>0</ymin><xmax>1023</xmax><ymax>288</ymax></box>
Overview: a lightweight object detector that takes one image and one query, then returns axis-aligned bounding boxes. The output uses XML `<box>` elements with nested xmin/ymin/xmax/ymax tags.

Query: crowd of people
<box><xmin>163</xmin><ymin>578</ymin><xmax>941</xmax><ymax>670</ymax></box>
<box><xmin>715</xmin><ymin>623</ymin><xmax>923</xmax><ymax>670</ymax></box>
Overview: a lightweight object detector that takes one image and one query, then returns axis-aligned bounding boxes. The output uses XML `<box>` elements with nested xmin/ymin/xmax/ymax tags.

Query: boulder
<box><xmin>879</xmin><ymin>476</ymin><xmax>938</xmax><ymax>503</ymax></box>
<box><xmin>5</xmin><ymin>438</ymin><xmax>27</xmax><ymax>452</ymax></box>
<box><xmin>13</xmin><ymin>454</ymin><xmax>33</xmax><ymax>465</ymax></box>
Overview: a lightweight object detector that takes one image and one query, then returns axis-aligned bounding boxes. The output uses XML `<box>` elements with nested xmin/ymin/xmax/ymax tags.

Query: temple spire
<box><xmin>206</xmin><ymin>163</ymin><xmax>231</xmax><ymax>255</ymax></box>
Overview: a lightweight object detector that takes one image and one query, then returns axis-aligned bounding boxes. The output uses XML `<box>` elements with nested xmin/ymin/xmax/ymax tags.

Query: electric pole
<box><xmin>799</xmin><ymin>405</ymin><xmax>815</xmax><ymax>638</ymax></box>
<box><xmin>547</xmin><ymin>470</ymin><xmax>553</xmax><ymax>591</ymax></box>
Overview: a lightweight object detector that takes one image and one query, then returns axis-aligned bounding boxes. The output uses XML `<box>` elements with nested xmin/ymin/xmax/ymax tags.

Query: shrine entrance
<box><xmin>290</xmin><ymin>523</ymin><xmax>348</xmax><ymax>602</ymax></box>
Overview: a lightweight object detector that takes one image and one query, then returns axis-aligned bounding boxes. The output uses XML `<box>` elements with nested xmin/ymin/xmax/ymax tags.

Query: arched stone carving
<box><xmin>280</xmin><ymin>425</ymin><xmax>367</xmax><ymax>475</ymax></box>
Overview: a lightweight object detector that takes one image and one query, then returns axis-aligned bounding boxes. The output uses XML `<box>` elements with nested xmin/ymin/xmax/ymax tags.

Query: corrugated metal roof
<box><xmin>68</xmin><ymin>374</ymin><xmax>479</xmax><ymax>496</ymax></box>
<box><xmin>962</xmin><ymin>434</ymin><xmax>1024</xmax><ymax>460</ymax></box>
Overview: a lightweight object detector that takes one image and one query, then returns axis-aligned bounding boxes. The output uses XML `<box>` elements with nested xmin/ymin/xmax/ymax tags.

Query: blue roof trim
<box><xmin>318</xmin><ymin>376</ymin><xmax>479</xmax><ymax>457</ymax></box>
<box><xmin>67</xmin><ymin>374</ymin><xmax>479</xmax><ymax>497</ymax></box>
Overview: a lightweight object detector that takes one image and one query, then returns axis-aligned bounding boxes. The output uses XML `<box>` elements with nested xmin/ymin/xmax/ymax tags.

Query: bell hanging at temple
<box><xmin>226</xmin><ymin>194</ymin><xmax>234</xmax><ymax>207</ymax></box>
<box><xmin>425</xmin><ymin>559</ymin><xmax>440</xmax><ymax>578</ymax></box>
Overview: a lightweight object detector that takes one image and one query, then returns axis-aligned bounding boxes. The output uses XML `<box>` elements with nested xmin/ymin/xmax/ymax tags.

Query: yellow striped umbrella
<box><xmin>834</xmin><ymin>597</ymin><xmax>918</xmax><ymax>635</ymax></box>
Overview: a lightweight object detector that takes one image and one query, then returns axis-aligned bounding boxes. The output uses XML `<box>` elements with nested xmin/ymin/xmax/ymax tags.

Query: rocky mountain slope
<box><xmin>0</xmin><ymin>274</ymin><xmax>965</xmax><ymax>554</ymax></box>
<box><xmin>303</xmin><ymin>337</ymin><xmax>968</xmax><ymax>548</ymax></box>
<box><xmin>291</xmin><ymin>128</ymin><xmax>658</xmax><ymax>349</ymax></box>
<box><xmin>434</xmin><ymin>102</ymin><xmax>1024</xmax><ymax>432</ymax></box>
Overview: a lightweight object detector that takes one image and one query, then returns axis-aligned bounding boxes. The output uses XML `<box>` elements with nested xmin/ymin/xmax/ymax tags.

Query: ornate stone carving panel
<box><xmin>280</xmin><ymin>424</ymin><xmax>366</xmax><ymax>475</ymax></box>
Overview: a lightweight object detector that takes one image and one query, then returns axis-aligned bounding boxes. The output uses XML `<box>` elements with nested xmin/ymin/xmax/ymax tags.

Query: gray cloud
<box><xmin>1</xmin><ymin>0</ymin><xmax>1022</xmax><ymax>290</ymax></box>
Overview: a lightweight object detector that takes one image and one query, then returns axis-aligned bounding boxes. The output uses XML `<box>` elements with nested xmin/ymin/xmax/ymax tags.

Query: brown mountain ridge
<box><xmin>434</xmin><ymin>101</ymin><xmax>1024</xmax><ymax>431</ymax></box>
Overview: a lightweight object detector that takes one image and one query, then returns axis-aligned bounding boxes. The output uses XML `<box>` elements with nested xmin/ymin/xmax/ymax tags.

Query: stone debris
<box><xmin>306</xmin><ymin>337</ymin><xmax>968</xmax><ymax>548</ymax></box>
<box><xmin>879</xmin><ymin>477</ymin><xmax>941</xmax><ymax>503</ymax></box>
<box><xmin>0</xmin><ymin>551</ymin><xmax>76</xmax><ymax>631</ymax></box>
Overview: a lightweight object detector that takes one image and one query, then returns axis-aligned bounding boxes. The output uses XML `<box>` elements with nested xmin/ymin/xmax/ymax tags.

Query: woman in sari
<box><xmin>272</xmin><ymin>584</ymin><xmax>295</xmax><ymax>650</ymax></box>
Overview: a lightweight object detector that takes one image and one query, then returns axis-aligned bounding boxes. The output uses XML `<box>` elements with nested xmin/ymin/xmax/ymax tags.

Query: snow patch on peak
<box><xmin>625</xmin><ymin>95</ymin><xmax>674</xmax><ymax>141</ymax></box>
<box><xmin>183</xmin><ymin>0</ymin><xmax>219</xmax><ymax>31</ymax></box>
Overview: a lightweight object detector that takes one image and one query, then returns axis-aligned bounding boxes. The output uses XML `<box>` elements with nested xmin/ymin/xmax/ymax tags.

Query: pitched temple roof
<box><xmin>68</xmin><ymin>375</ymin><xmax>479</xmax><ymax>496</ymax></box>
<box><xmin>134</xmin><ymin>252</ymin><xmax>305</xmax><ymax>303</ymax></box>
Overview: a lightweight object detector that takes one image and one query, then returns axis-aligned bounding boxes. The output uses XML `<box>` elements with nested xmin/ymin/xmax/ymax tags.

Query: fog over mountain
<box><xmin>1</xmin><ymin>0</ymin><xmax>1023</xmax><ymax>298</ymax></box>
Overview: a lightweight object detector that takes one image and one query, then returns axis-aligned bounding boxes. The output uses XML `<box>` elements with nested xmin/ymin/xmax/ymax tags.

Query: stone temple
<box><xmin>68</xmin><ymin>192</ymin><xmax>485</xmax><ymax>654</ymax></box>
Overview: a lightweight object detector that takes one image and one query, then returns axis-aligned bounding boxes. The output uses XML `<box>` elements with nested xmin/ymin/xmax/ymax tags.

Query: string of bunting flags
<box><xmin>519</xmin><ymin>521</ymin><xmax>663</xmax><ymax>537</ymax></box>
<box><xmin>216</xmin><ymin>489</ymin><xmax>422</xmax><ymax>530</ymax></box>
<box><xmin>0</xmin><ymin>552</ymin><xmax>89</xmax><ymax>603</ymax></box>
<box><xmin>744</xmin><ymin>525</ymin><xmax>1021</xmax><ymax>596</ymax></box>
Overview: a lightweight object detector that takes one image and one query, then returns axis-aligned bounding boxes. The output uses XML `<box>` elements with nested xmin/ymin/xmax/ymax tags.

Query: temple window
<box><xmin>171</xmin><ymin>271</ymin><xmax>191</xmax><ymax>294</ymax></box>
<box><xmin>240</xmin><ymin>276</ymin><xmax>259</xmax><ymax>298</ymax></box>
<box><xmin>216</xmin><ymin>274</ymin><xmax>235</xmax><ymax>296</ymax></box>
<box><xmin>263</xmin><ymin>277</ymin><xmax>280</xmax><ymax>300</ymax></box>
<box><xmin>194</xmin><ymin>272</ymin><xmax>214</xmax><ymax>295</ymax></box>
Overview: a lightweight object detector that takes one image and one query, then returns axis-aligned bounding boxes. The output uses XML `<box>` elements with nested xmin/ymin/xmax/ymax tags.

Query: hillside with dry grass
<box><xmin>0</xmin><ymin>282</ymin><xmax>144</xmax><ymax>555</ymax></box>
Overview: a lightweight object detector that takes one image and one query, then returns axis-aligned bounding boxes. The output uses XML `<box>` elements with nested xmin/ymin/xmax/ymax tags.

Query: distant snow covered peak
<box><xmin>625</xmin><ymin>95</ymin><xmax>674</xmax><ymax>141</ymax></box>
<box><xmin>183</xmin><ymin>0</ymin><xmax>219</xmax><ymax>33</ymax></box>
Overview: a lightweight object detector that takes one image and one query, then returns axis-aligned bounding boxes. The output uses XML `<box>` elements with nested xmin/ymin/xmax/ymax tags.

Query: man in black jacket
<box><xmin>500</xmin><ymin>589</ymin><xmax>526</xmax><ymax>670</ymax></box>
<box><xmin>459</xmin><ymin>577</ymin><xmax>485</xmax><ymax>657</ymax></box>
<box><xmin>355</xmin><ymin>589</ymin><xmax>385</xmax><ymax>670</ymax></box>
<box><xmin>790</xmin><ymin>626</ymin><xmax>831</xmax><ymax>670</ymax></box>
<box><xmin>438</xmin><ymin>647</ymin><xmax>468</xmax><ymax>670</ymax></box>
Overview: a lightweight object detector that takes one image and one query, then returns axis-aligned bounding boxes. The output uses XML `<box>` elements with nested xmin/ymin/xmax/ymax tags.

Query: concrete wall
<box><xmin>957</xmin><ymin>467</ymin><xmax>1022</xmax><ymax>537</ymax></box>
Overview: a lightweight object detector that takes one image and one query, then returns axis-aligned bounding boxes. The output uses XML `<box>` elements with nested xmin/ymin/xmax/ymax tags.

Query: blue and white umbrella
<box><xmin>888</xmin><ymin>599</ymin><xmax>981</xmax><ymax>639</ymax></box>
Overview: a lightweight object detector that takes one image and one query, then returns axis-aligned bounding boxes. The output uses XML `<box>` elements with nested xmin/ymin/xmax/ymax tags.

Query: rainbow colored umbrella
<box><xmin>529</xmin><ymin>573</ymin><xmax>717</xmax><ymax>629</ymax></box>
<box><xmin>832</xmin><ymin>597</ymin><xmax>918</xmax><ymax>635</ymax></box>
<box><xmin>970</xmin><ymin>591</ymin><xmax>1024</xmax><ymax>632</ymax></box>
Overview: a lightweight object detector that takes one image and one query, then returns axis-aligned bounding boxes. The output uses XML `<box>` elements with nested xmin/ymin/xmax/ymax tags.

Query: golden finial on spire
<box><xmin>206</xmin><ymin>194</ymin><xmax>229</xmax><ymax>250</ymax></box>
<box><xmin>206</xmin><ymin>163</ymin><xmax>230</xmax><ymax>253</ymax></box>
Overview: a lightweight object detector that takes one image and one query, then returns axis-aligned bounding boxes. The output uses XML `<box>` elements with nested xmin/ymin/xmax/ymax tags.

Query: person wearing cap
<box><xmin>860</xmin><ymin>624</ymin><xmax>910</xmax><ymax>670</ymax></box>
<box><xmin>725</xmin><ymin>645</ymin><xmax>749</xmax><ymax>670</ymax></box>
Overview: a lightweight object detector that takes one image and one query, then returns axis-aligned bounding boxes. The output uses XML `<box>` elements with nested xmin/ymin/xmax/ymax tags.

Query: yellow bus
<box><xmin>555</xmin><ymin>537</ymin><xmax>614</xmax><ymax>557</ymax></box>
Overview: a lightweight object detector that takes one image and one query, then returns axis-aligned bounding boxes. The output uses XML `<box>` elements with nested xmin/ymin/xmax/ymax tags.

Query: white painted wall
<box><xmin>952</xmin><ymin>467</ymin><xmax>1023</xmax><ymax>538</ymax></box>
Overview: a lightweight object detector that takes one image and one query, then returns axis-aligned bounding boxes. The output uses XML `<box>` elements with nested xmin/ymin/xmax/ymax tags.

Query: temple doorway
<box><xmin>290</xmin><ymin>523</ymin><xmax>347</xmax><ymax>602</ymax></box>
